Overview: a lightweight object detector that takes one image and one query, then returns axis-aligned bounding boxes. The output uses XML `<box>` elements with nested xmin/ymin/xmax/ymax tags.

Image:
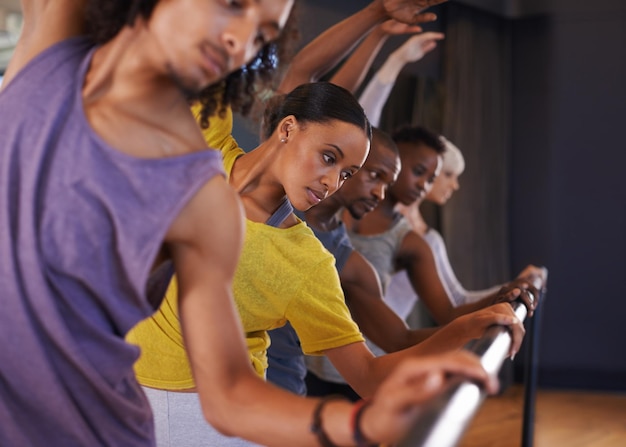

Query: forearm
<box><xmin>201</xmin><ymin>371</ymin><xmax>356</xmax><ymax>447</ymax></box>
<box><xmin>355</xmin><ymin>306</ymin><xmax>437</xmax><ymax>352</ymax></box>
<box><xmin>330</xmin><ymin>27</ymin><xmax>390</xmax><ymax>94</ymax></box>
<box><xmin>179</xmin><ymin>281</ymin><xmax>355</xmax><ymax>446</ymax></box>
<box><xmin>279</xmin><ymin>1</ymin><xmax>389</xmax><ymax>93</ymax></box>
<box><xmin>446</xmin><ymin>298</ymin><xmax>491</xmax><ymax>321</ymax></box>
<box><xmin>359</xmin><ymin>47</ymin><xmax>412</xmax><ymax>126</ymax></box>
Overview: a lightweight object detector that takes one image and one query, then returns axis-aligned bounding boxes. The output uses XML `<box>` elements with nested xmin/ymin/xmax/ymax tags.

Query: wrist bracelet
<box><xmin>310</xmin><ymin>395</ymin><xmax>345</xmax><ymax>447</ymax></box>
<box><xmin>351</xmin><ymin>399</ymin><xmax>378</xmax><ymax>447</ymax></box>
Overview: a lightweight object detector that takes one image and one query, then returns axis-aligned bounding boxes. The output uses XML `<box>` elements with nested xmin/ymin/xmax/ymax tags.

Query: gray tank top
<box><xmin>347</xmin><ymin>215</ymin><xmax>413</xmax><ymax>295</ymax></box>
<box><xmin>0</xmin><ymin>37</ymin><xmax>224</xmax><ymax>446</ymax></box>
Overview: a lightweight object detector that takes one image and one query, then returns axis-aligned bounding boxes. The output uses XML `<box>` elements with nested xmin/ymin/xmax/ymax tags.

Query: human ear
<box><xmin>278</xmin><ymin>115</ymin><xmax>297</xmax><ymax>142</ymax></box>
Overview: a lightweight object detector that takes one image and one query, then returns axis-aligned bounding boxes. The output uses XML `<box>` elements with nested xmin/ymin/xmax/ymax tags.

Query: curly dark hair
<box><xmin>85</xmin><ymin>0</ymin><xmax>299</xmax><ymax>128</ymax></box>
<box><xmin>391</xmin><ymin>125</ymin><xmax>445</xmax><ymax>154</ymax></box>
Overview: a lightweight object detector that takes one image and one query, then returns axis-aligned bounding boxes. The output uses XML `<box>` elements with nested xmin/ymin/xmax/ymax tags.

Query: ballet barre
<box><xmin>399</xmin><ymin>275</ymin><xmax>547</xmax><ymax>447</ymax></box>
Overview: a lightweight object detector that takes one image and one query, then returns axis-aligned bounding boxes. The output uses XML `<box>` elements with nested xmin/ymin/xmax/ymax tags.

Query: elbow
<box><xmin>196</xmin><ymin>370</ymin><xmax>263</xmax><ymax>437</ymax></box>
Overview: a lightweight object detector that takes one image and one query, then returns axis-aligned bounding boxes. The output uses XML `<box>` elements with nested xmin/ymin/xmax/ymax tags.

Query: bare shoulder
<box><xmin>398</xmin><ymin>229</ymin><xmax>432</xmax><ymax>262</ymax></box>
<box><xmin>3</xmin><ymin>0</ymin><xmax>87</xmax><ymax>85</ymax></box>
<box><xmin>341</xmin><ymin>251</ymin><xmax>377</xmax><ymax>287</ymax></box>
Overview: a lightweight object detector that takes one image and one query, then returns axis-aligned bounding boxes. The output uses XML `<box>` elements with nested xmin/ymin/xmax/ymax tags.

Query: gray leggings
<box><xmin>143</xmin><ymin>386</ymin><xmax>264</xmax><ymax>447</ymax></box>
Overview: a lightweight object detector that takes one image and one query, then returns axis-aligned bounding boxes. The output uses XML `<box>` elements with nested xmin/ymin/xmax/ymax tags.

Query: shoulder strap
<box><xmin>265</xmin><ymin>198</ymin><xmax>294</xmax><ymax>228</ymax></box>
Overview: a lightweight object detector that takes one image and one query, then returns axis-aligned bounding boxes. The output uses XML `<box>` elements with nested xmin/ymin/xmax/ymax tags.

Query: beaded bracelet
<box><xmin>310</xmin><ymin>395</ymin><xmax>345</xmax><ymax>447</ymax></box>
<box><xmin>351</xmin><ymin>399</ymin><xmax>378</xmax><ymax>447</ymax></box>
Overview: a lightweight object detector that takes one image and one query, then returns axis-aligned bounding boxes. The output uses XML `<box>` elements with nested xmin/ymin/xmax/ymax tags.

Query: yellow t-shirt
<box><xmin>127</xmin><ymin>112</ymin><xmax>363</xmax><ymax>390</ymax></box>
<box><xmin>193</xmin><ymin>103</ymin><xmax>239</xmax><ymax>155</ymax></box>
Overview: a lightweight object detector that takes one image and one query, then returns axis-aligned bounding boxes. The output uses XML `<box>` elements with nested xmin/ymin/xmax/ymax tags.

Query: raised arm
<box><xmin>329</xmin><ymin>20</ymin><xmax>424</xmax><ymax>94</ymax></box>
<box><xmin>2</xmin><ymin>0</ymin><xmax>87</xmax><ymax>86</ymax></box>
<box><xmin>357</xmin><ymin>31</ymin><xmax>444</xmax><ymax>126</ymax></box>
<box><xmin>278</xmin><ymin>0</ymin><xmax>435</xmax><ymax>94</ymax></box>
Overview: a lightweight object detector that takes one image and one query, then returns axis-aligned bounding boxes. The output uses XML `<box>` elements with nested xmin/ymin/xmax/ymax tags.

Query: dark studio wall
<box><xmin>509</xmin><ymin>2</ymin><xmax>626</xmax><ymax>391</ymax></box>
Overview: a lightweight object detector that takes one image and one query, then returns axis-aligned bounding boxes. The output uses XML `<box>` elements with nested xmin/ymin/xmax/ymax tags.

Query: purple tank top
<box><xmin>0</xmin><ymin>38</ymin><xmax>225</xmax><ymax>446</ymax></box>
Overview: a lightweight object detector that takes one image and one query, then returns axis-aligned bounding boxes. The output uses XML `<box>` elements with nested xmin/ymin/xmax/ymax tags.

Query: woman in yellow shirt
<box><xmin>128</xmin><ymin>82</ymin><xmax>506</xmax><ymax>447</ymax></box>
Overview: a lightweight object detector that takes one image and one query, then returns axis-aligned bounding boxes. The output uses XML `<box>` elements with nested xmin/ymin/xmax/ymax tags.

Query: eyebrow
<box><xmin>326</xmin><ymin>143</ymin><xmax>361</xmax><ymax>171</ymax></box>
<box><xmin>256</xmin><ymin>0</ymin><xmax>283</xmax><ymax>34</ymax></box>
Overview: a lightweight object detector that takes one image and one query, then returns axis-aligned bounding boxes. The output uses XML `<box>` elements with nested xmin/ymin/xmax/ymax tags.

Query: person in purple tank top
<box><xmin>0</xmin><ymin>0</ymin><xmax>502</xmax><ymax>446</ymax></box>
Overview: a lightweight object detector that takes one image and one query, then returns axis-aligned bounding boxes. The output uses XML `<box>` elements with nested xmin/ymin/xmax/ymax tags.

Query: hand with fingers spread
<box><xmin>382</xmin><ymin>0</ymin><xmax>448</xmax><ymax>25</ymax></box>
<box><xmin>360</xmin><ymin>350</ymin><xmax>498</xmax><ymax>444</ymax></box>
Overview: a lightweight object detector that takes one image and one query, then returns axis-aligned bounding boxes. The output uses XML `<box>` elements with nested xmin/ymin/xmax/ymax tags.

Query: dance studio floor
<box><xmin>459</xmin><ymin>384</ymin><xmax>626</xmax><ymax>447</ymax></box>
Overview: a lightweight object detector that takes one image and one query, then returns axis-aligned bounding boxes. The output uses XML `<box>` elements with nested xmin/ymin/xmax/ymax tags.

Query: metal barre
<box><xmin>399</xmin><ymin>276</ymin><xmax>546</xmax><ymax>447</ymax></box>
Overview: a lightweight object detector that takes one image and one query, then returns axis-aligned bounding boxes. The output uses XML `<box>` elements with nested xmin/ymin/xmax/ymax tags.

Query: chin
<box><xmin>346</xmin><ymin>207</ymin><xmax>363</xmax><ymax>220</ymax></box>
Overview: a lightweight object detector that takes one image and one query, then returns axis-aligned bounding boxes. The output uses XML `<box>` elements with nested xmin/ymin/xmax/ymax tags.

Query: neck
<box><xmin>377</xmin><ymin>195</ymin><xmax>399</xmax><ymax>217</ymax></box>
<box><xmin>231</xmin><ymin>142</ymin><xmax>289</xmax><ymax>220</ymax></box>
<box><xmin>84</xmin><ymin>24</ymin><xmax>185</xmax><ymax>111</ymax></box>
<box><xmin>343</xmin><ymin>195</ymin><xmax>397</xmax><ymax>236</ymax></box>
<box><xmin>304</xmin><ymin>197</ymin><xmax>344</xmax><ymax>232</ymax></box>
<box><xmin>395</xmin><ymin>199</ymin><xmax>427</xmax><ymax>235</ymax></box>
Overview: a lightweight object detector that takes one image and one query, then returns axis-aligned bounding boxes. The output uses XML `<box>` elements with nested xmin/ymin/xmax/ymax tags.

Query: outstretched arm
<box><xmin>400</xmin><ymin>230</ymin><xmax>543</xmax><ymax>325</ymax></box>
<box><xmin>358</xmin><ymin>31</ymin><xmax>444</xmax><ymax>126</ymax></box>
<box><xmin>325</xmin><ymin>337</ymin><xmax>499</xmax><ymax>400</ymax></box>
<box><xmin>341</xmin><ymin>250</ymin><xmax>525</xmax><ymax>357</ymax></box>
<box><xmin>341</xmin><ymin>250</ymin><xmax>438</xmax><ymax>352</ymax></box>
<box><xmin>278</xmin><ymin>0</ymin><xmax>438</xmax><ymax>94</ymax></box>
<box><xmin>167</xmin><ymin>176</ymin><xmax>495</xmax><ymax>446</ymax></box>
<box><xmin>330</xmin><ymin>20</ymin><xmax>424</xmax><ymax>94</ymax></box>
<box><xmin>2</xmin><ymin>0</ymin><xmax>86</xmax><ymax>87</ymax></box>
<box><xmin>350</xmin><ymin>351</ymin><xmax>499</xmax><ymax>444</ymax></box>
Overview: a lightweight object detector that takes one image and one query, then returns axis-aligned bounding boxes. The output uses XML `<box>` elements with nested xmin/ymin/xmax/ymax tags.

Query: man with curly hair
<box><xmin>0</xmin><ymin>1</ymin><xmax>499</xmax><ymax>446</ymax></box>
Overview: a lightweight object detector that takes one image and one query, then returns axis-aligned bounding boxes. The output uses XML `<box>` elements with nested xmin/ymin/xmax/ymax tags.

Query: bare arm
<box><xmin>168</xmin><ymin>176</ymin><xmax>344</xmax><ymax>446</ymax></box>
<box><xmin>324</xmin><ymin>339</ymin><xmax>498</xmax><ymax>400</ymax></box>
<box><xmin>330</xmin><ymin>20</ymin><xmax>423</xmax><ymax>94</ymax></box>
<box><xmin>340</xmin><ymin>250</ymin><xmax>437</xmax><ymax>352</ymax></box>
<box><xmin>2</xmin><ymin>0</ymin><xmax>86</xmax><ymax>86</ymax></box>
<box><xmin>357</xmin><ymin>31</ymin><xmax>444</xmax><ymax>125</ymax></box>
<box><xmin>278</xmin><ymin>0</ymin><xmax>437</xmax><ymax>94</ymax></box>
<box><xmin>278</xmin><ymin>2</ymin><xmax>387</xmax><ymax>94</ymax></box>
<box><xmin>413</xmin><ymin>303</ymin><xmax>526</xmax><ymax>358</ymax></box>
<box><xmin>397</xmin><ymin>231</ymin><xmax>515</xmax><ymax>321</ymax></box>
<box><xmin>397</xmin><ymin>231</ymin><xmax>476</xmax><ymax>324</ymax></box>
<box><xmin>330</xmin><ymin>264</ymin><xmax>524</xmax><ymax>398</ymax></box>
<box><xmin>341</xmin><ymin>251</ymin><xmax>525</xmax><ymax>356</ymax></box>
<box><xmin>166</xmin><ymin>176</ymin><xmax>495</xmax><ymax>446</ymax></box>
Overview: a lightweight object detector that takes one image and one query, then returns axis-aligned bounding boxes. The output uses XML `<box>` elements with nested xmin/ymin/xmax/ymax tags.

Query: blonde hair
<box><xmin>440</xmin><ymin>136</ymin><xmax>465</xmax><ymax>175</ymax></box>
